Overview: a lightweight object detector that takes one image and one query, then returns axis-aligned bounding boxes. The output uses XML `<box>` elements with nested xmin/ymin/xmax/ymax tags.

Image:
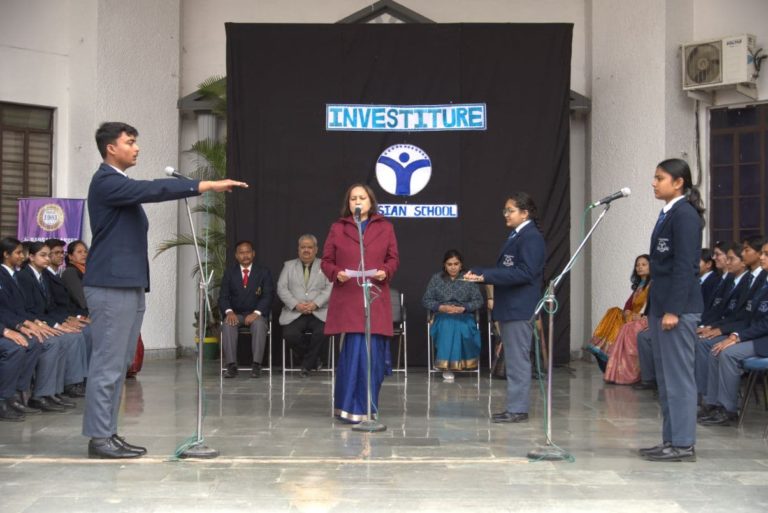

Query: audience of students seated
<box><xmin>422</xmin><ymin>249</ymin><xmax>484</xmax><ymax>382</ymax></box>
<box><xmin>586</xmin><ymin>255</ymin><xmax>650</xmax><ymax>373</ymax></box>
<box><xmin>696</xmin><ymin>238</ymin><xmax>768</xmax><ymax>426</ymax></box>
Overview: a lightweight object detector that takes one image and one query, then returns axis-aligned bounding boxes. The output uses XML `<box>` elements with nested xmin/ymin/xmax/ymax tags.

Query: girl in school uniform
<box><xmin>464</xmin><ymin>192</ymin><xmax>546</xmax><ymax>423</ymax></box>
<box><xmin>639</xmin><ymin>158</ymin><xmax>705</xmax><ymax>462</ymax></box>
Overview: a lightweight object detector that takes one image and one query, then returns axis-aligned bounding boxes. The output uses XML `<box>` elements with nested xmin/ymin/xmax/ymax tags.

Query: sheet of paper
<box><xmin>345</xmin><ymin>268</ymin><xmax>378</xmax><ymax>278</ymax></box>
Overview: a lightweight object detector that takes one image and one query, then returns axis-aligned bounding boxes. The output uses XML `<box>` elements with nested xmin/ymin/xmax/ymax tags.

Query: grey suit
<box><xmin>277</xmin><ymin>258</ymin><xmax>332</xmax><ymax>370</ymax></box>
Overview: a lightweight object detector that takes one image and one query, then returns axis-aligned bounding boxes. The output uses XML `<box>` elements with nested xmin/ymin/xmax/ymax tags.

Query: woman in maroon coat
<box><xmin>322</xmin><ymin>184</ymin><xmax>399</xmax><ymax>422</ymax></box>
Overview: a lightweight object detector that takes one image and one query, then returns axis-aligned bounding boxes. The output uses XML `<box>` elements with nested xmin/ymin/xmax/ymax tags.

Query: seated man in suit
<box><xmin>277</xmin><ymin>234</ymin><xmax>332</xmax><ymax>377</ymax></box>
<box><xmin>219</xmin><ymin>240</ymin><xmax>274</xmax><ymax>378</ymax></box>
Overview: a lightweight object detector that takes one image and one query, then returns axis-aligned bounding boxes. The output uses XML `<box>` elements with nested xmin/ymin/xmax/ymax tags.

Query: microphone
<box><xmin>590</xmin><ymin>187</ymin><xmax>631</xmax><ymax>208</ymax></box>
<box><xmin>354</xmin><ymin>205</ymin><xmax>362</xmax><ymax>222</ymax></box>
<box><xmin>164</xmin><ymin>166</ymin><xmax>192</xmax><ymax>180</ymax></box>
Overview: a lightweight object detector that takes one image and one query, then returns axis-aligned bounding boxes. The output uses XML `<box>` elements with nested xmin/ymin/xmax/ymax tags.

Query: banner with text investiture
<box><xmin>17</xmin><ymin>198</ymin><xmax>85</xmax><ymax>243</ymax></box>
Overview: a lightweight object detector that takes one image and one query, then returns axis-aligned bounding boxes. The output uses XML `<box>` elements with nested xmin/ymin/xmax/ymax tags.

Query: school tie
<box><xmin>242</xmin><ymin>268</ymin><xmax>249</xmax><ymax>288</ymax></box>
<box><xmin>507</xmin><ymin>230</ymin><xmax>518</xmax><ymax>241</ymax></box>
<box><xmin>38</xmin><ymin>274</ymin><xmax>47</xmax><ymax>294</ymax></box>
<box><xmin>652</xmin><ymin>210</ymin><xmax>666</xmax><ymax>237</ymax></box>
<box><xmin>303</xmin><ymin>264</ymin><xmax>310</xmax><ymax>286</ymax></box>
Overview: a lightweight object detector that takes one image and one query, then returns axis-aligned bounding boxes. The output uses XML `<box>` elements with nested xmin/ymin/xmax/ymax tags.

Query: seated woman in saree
<box><xmin>586</xmin><ymin>254</ymin><xmax>651</xmax><ymax>371</ymax></box>
<box><xmin>604</xmin><ymin>280</ymin><xmax>651</xmax><ymax>385</ymax></box>
<box><xmin>422</xmin><ymin>249</ymin><xmax>484</xmax><ymax>381</ymax></box>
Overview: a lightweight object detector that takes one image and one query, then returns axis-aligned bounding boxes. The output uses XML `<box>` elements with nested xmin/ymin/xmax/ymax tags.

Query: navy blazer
<box><xmin>46</xmin><ymin>269</ymin><xmax>86</xmax><ymax>317</ymax></box>
<box><xmin>717</xmin><ymin>279</ymin><xmax>768</xmax><ymax>340</ymax></box>
<box><xmin>648</xmin><ymin>199</ymin><xmax>704</xmax><ymax>317</ymax></box>
<box><xmin>701</xmin><ymin>274</ymin><xmax>734</xmax><ymax>325</ymax></box>
<box><xmin>218</xmin><ymin>263</ymin><xmax>274</xmax><ymax>317</ymax></box>
<box><xmin>471</xmin><ymin>222</ymin><xmax>546</xmax><ymax>322</ymax></box>
<box><xmin>83</xmin><ymin>163</ymin><xmax>201</xmax><ymax>291</ymax></box>
<box><xmin>700</xmin><ymin>271</ymin><xmax>721</xmax><ymax>310</ymax></box>
<box><xmin>712</xmin><ymin>270</ymin><xmax>767</xmax><ymax>331</ymax></box>
<box><xmin>0</xmin><ymin>267</ymin><xmax>34</xmax><ymax>329</ymax></box>
<box><xmin>16</xmin><ymin>266</ymin><xmax>66</xmax><ymax>326</ymax></box>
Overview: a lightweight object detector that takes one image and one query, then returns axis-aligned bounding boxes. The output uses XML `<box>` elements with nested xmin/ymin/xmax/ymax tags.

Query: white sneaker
<box><xmin>442</xmin><ymin>371</ymin><xmax>455</xmax><ymax>381</ymax></box>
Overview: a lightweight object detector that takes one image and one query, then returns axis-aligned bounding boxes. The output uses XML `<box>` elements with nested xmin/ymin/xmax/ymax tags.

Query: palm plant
<box><xmin>155</xmin><ymin>76</ymin><xmax>227</xmax><ymax>333</ymax></box>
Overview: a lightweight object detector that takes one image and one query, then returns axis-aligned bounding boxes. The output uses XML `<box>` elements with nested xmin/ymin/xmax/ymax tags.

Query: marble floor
<box><xmin>1</xmin><ymin>359</ymin><xmax>767</xmax><ymax>512</ymax></box>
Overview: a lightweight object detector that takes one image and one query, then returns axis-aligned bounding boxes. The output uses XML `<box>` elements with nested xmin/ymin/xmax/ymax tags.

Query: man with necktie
<box><xmin>277</xmin><ymin>234</ymin><xmax>332</xmax><ymax>377</ymax></box>
<box><xmin>220</xmin><ymin>240</ymin><xmax>274</xmax><ymax>378</ymax></box>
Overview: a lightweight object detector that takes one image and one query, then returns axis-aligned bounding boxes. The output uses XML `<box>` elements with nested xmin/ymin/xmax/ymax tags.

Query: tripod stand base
<box><xmin>527</xmin><ymin>444</ymin><xmax>570</xmax><ymax>461</ymax></box>
<box><xmin>351</xmin><ymin>420</ymin><xmax>387</xmax><ymax>432</ymax></box>
<box><xmin>178</xmin><ymin>442</ymin><xmax>219</xmax><ymax>459</ymax></box>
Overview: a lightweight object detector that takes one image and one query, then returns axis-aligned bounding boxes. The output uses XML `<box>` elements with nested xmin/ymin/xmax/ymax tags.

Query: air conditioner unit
<box><xmin>682</xmin><ymin>34</ymin><xmax>757</xmax><ymax>94</ymax></box>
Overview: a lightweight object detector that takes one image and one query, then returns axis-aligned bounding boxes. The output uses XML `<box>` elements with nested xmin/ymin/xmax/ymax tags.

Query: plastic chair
<box><xmin>737</xmin><ymin>356</ymin><xmax>768</xmax><ymax>434</ymax></box>
<box><xmin>390</xmin><ymin>288</ymin><xmax>407</xmax><ymax>376</ymax></box>
<box><xmin>282</xmin><ymin>330</ymin><xmax>335</xmax><ymax>377</ymax></box>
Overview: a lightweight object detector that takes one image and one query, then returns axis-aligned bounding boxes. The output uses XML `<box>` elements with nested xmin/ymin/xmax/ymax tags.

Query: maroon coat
<box><xmin>321</xmin><ymin>214</ymin><xmax>399</xmax><ymax>336</ymax></box>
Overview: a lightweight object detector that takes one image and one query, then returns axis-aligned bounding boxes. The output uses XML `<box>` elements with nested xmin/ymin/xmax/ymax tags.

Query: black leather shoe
<box><xmin>632</xmin><ymin>381</ymin><xmax>657</xmax><ymax>391</ymax></box>
<box><xmin>699</xmin><ymin>409</ymin><xmax>737</xmax><ymax>426</ymax></box>
<box><xmin>642</xmin><ymin>445</ymin><xmax>696</xmax><ymax>462</ymax></box>
<box><xmin>492</xmin><ymin>412</ymin><xmax>528</xmax><ymax>423</ymax></box>
<box><xmin>492</xmin><ymin>411</ymin><xmax>511</xmax><ymax>419</ymax></box>
<box><xmin>697</xmin><ymin>404</ymin><xmax>716</xmax><ymax>419</ymax></box>
<box><xmin>50</xmin><ymin>394</ymin><xmax>76</xmax><ymax>408</ymax></box>
<box><xmin>64</xmin><ymin>383</ymin><xmax>86</xmax><ymax>398</ymax></box>
<box><xmin>251</xmin><ymin>363</ymin><xmax>262</xmax><ymax>378</ymax></box>
<box><xmin>0</xmin><ymin>399</ymin><xmax>25</xmax><ymax>421</ymax></box>
<box><xmin>638</xmin><ymin>441</ymin><xmax>671</xmax><ymax>456</ymax></box>
<box><xmin>88</xmin><ymin>437</ymin><xmax>142</xmax><ymax>459</ymax></box>
<box><xmin>28</xmin><ymin>396</ymin><xmax>66</xmax><ymax>413</ymax></box>
<box><xmin>9</xmin><ymin>398</ymin><xmax>40</xmax><ymax>414</ymax></box>
<box><xmin>223</xmin><ymin>363</ymin><xmax>238</xmax><ymax>378</ymax></box>
<box><xmin>111</xmin><ymin>434</ymin><xmax>147</xmax><ymax>455</ymax></box>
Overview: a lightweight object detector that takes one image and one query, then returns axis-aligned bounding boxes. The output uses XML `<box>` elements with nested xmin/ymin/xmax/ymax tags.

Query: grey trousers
<box><xmin>649</xmin><ymin>313</ymin><xmax>700</xmax><ymax>447</ymax></box>
<box><xmin>694</xmin><ymin>335</ymin><xmax>726</xmax><ymax>402</ymax></box>
<box><xmin>500</xmin><ymin>319</ymin><xmax>534</xmax><ymax>413</ymax></box>
<box><xmin>717</xmin><ymin>341</ymin><xmax>757</xmax><ymax>412</ymax></box>
<box><xmin>82</xmin><ymin>287</ymin><xmax>145</xmax><ymax>438</ymax></box>
<box><xmin>221</xmin><ymin>315</ymin><xmax>268</xmax><ymax>365</ymax></box>
<box><xmin>55</xmin><ymin>332</ymin><xmax>88</xmax><ymax>390</ymax></box>
<box><xmin>637</xmin><ymin>329</ymin><xmax>656</xmax><ymax>383</ymax></box>
<box><xmin>32</xmin><ymin>337</ymin><xmax>64</xmax><ymax>398</ymax></box>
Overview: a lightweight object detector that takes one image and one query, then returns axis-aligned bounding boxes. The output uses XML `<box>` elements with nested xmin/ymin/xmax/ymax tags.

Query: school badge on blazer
<box><xmin>254</xmin><ymin>287</ymin><xmax>262</xmax><ymax>297</ymax></box>
<box><xmin>503</xmin><ymin>254</ymin><xmax>515</xmax><ymax>267</ymax></box>
<box><xmin>656</xmin><ymin>238</ymin><xmax>670</xmax><ymax>253</ymax></box>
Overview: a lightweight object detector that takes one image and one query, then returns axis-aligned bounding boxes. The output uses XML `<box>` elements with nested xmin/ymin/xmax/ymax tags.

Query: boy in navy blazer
<box><xmin>82</xmin><ymin>122</ymin><xmax>247</xmax><ymax>459</ymax></box>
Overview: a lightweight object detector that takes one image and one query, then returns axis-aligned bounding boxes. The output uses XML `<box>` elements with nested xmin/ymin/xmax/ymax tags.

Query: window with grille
<box><xmin>709</xmin><ymin>104</ymin><xmax>767</xmax><ymax>244</ymax></box>
<box><xmin>0</xmin><ymin>102</ymin><xmax>54</xmax><ymax>237</ymax></box>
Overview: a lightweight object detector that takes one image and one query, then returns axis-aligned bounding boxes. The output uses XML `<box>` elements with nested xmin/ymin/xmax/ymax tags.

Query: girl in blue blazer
<box><xmin>465</xmin><ymin>192</ymin><xmax>546</xmax><ymax>423</ymax></box>
<box><xmin>640</xmin><ymin>158</ymin><xmax>705</xmax><ymax>462</ymax></box>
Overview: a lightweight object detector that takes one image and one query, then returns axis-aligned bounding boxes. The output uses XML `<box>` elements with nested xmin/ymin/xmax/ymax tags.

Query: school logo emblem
<box><xmin>376</xmin><ymin>144</ymin><xmax>432</xmax><ymax>196</ymax></box>
<box><xmin>759</xmin><ymin>301</ymin><xmax>768</xmax><ymax>313</ymax></box>
<box><xmin>656</xmin><ymin>238</ymin><xmax>670</xmax><ymax>253</ymax></box>
<box><xmin>503</xmin><ymin>254</ymin><xmax>515</xmax><ymax>267</ymax></box>
<box><xmin>36</xmin><ymin>203</ymin><xmax>65</xmax><ymax>232</ymax></box>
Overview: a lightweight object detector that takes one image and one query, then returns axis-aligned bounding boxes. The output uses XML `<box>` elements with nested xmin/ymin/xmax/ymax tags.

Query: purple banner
<box><xmin>17</xmin><ymin>198</ymin><xmax>85</xmax><ymax>244</ymax></box>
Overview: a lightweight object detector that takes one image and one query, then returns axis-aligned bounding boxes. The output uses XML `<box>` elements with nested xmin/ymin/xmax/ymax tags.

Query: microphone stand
<box><xmin>178</xmin><ymin>196</ymin><xmax>219</xmax><ymax>458</ymax></box>
<box><xmin>351</xmin><ymin>212</ymin><xmax>386</xmax><ymax>433</ymax></box>
<box><xmin>527</xmin><ymin>203</ymin><xmax>612</xmax><ymax>461</ymax></box>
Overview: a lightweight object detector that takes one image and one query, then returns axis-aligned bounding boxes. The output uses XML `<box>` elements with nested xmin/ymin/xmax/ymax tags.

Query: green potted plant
<box><xmin>155</xmin><ymin>76</ymin><xmax>228</xmax><ymax>358</ymax></box>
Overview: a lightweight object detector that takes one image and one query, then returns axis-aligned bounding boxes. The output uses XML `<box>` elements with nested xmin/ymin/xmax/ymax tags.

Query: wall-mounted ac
<box><xmin>682</xmin><ymin>34</ymin><xmax>757</xmax><ymax>100</ymax></box>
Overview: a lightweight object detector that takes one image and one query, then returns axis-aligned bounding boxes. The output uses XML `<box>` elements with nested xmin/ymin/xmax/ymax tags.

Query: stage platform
<box><xmin>1</xmin><ymin>359</ymin><xmax>767</xmax><ymax>512</ymax></box>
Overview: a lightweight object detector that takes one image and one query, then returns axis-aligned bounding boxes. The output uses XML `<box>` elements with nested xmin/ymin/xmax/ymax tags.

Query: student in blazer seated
<box><xmin>699</xmin><ymin>248</ymin><xmax>721</xmax><ymax>310</ymax></box>
<box><xmin>18</xmin><ymin>241</ymin><xmax>89</xmax><ymax>401</ymax></box>
<box><xmin>698</xmin><ymin>239</ymin><xmax>768</xmax><ymax>426</ymax></box>
<box><xmin>277</xmin><ymin>234</ymin><xmax>332</xmax><ymax>377</ymax></box>
<box><xmin>219</xmin><ymin>240</ymin><xmax>275</xmax><ymax>378</ymax></box>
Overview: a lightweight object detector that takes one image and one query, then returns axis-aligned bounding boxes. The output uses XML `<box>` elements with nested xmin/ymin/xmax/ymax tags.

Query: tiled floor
<box><xmin>1</xmin><ymin>359</ymin><xmax>767</xmax><ymax>512</ymax></box>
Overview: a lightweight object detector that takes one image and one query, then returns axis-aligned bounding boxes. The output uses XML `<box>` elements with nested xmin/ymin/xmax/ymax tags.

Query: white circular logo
<box><xmin>375</xmin><ymin>144</ymin><xmax>432</xmax><ymax>196</ymax></box>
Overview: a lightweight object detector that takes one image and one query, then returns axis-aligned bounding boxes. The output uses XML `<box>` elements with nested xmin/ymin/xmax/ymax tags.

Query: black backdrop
<box><xmin>226</xmin><ymin>23</ymin><xmax>573</xmax><ymax>366</ymax></box>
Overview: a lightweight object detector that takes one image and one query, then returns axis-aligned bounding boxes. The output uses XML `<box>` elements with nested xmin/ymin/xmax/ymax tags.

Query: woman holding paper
<box><xmin>322</xmin><ymin>183</ymin><xmax>399</xmax><ymax>423</ymax></box>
